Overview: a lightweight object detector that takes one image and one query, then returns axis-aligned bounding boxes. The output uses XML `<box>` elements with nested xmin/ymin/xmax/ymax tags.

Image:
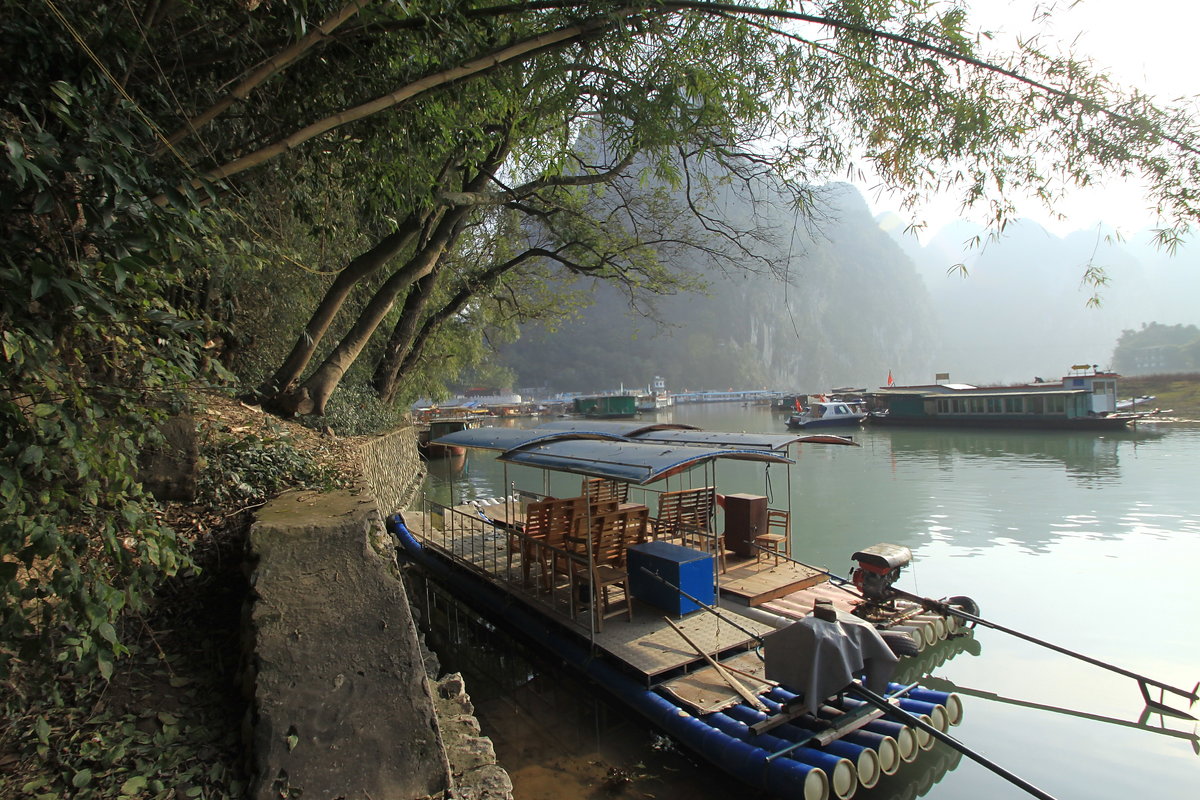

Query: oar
<box><xmin>848</xmin><ymin>682</ymin><xmax>1060</xmax><ymax>800</ymax></box>
<box><xmin>636</xmin><ymin>566</ymin><xmax>766</xmax><ymax>645</ymax></box>
<box><xmin>663</xmin><ymin>616</ymin><xmax>768</xmax><ymax>712</ymax></box>
<box><xmin>770</xmin><ymin>551</ymin><xmax>1199</xmax><ymax>719</ymax></box>
<box><xmin>893</xmin><ymin>590</ymin><xmax>1199</xmax><ymax>720</ymax></box>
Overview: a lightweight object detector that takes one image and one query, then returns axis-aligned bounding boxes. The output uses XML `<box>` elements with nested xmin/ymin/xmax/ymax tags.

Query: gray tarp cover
<box><xmin>763</xmin><ymin>612</ymin><xmax>899</xmax><ymax>715</ymax></box>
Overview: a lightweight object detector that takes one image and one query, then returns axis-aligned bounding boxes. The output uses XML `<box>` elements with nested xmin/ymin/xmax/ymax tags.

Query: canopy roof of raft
<box><xmin>532</xmin><ymin>419</ymin><xmax>834</xmax><ymax>453</ymax></box>
<box><xmin>432</xmin><ymin>424</ymin><xmax>794</xmax><ymax>485</ymax></box>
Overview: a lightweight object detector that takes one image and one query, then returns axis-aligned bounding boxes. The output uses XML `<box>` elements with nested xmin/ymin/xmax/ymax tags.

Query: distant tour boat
<box><xmin>867</xmin><ymin>366</ymin><xmax>1144</xmax><ymax>430</ymax></box>
<box><xmin>574</xmin><ymin>394</ymin><xmax>640</xmax><ymax>418</ymax></box>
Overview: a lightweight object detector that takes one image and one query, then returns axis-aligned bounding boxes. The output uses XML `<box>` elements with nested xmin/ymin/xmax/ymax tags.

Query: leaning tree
<box><xmin>5</xmin><ymin>0</ymin><xmax>1200</xmax><ymax>671</ymax></box>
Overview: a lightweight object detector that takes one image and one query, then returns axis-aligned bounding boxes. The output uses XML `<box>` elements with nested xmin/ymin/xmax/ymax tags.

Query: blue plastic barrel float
<box><xmin>889</xmin><ymin>684</ymin><xmax>963</xmax><ymax>725</ymax></box>
<box><xmin>722</xmin><ymin>701</ymin><xmax>882</xmax><ymax>790</ymax></box>
<box><xmin>705</xmin><ymin>705</ymin><xmax>860</xmax><ymax>799</ymax></box>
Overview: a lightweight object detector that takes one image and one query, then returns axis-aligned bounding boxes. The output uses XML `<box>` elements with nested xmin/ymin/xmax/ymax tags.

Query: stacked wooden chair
<box><xmin>652</xmin><ymin>486</ymin><xmax>725</xmax><ymax>572</ymax></box>
<box><xmin>567</xmin><ymin>506</ymin><xmax>649</xmax><ymax>630</ymax></box>
<box><xmin>582</xmin><ymin>477</ymin><xmax>629</xmax><ymax>504</ymax></box>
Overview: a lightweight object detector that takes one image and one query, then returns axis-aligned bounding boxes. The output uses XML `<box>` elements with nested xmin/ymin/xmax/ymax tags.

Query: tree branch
<box><xmin>161</xmin><ymin>0</ymin><xmax>375</xmax><ymax>152</ymax></box>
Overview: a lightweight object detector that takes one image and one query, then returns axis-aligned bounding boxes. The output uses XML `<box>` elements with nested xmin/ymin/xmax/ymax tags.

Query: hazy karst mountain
<box><xmin>883</xmin><ymin>217</ymin><xmax>1200</xmax><ymax>384</ymax></box>
<box><xmin>498</xmin><ymin>183</ymin><xmax>937</xmax><ymax>393</ymax></box>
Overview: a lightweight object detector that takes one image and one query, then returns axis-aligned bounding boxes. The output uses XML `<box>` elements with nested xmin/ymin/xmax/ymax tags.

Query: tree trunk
<box><xmin>372</xmin><ymin>271</ymin><xmax>438</xmax><ymax>404</ymax></box>
<box><xmin>266</xmin><ymin>205</ymin><xmax>469</xmax><ymax>416</ymax></box>
<box><xmin>258</xmin><ymin>210</ymin><xmax>426</xmax><ymax>397</ymax></box>
<box><xmin>391</xmin><ymin>252</ymin><xmax>534</xmax><ymax>389</ymax></box>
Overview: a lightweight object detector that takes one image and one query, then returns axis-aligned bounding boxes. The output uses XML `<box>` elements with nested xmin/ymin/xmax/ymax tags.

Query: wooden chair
<box><xmin>567</xmin><ymin>507</ymin><xmax>649</xmax><ymax>630</ymax></box>
<box><xmin>517</xmin><ymin>498</ymin><xmax>583</xmax><ymax>591</ymax></box>
<box><xmin>755</xmin><ymin>508</ymin><xmax>791</xmax><ymax>565</ymax></box>
<box><xmin>653</xmin><ymin>487</ymin><xmax>725</xmax><ymax>572</ymax></box>
<box><xmin>582</xmin><ymin>477</ymin><xmax>629</xmax><ymax>505</ymax></box>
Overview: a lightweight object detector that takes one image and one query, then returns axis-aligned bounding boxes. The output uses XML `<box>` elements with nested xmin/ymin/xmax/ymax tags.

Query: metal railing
<box><xmin>418</xmin><ymin>497</ymin><xmax>596</xmax><ymax>636</ymax></box>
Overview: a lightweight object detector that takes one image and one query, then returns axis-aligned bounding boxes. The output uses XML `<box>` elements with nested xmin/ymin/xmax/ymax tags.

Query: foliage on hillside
<box><xmin>1117</xmin><ymin>373</ymin><xmax>1200</xmax><ymax>419</ymax></box>
<box><xmin>497</xmin><ymin>184</ymin><xmax>937</xmax><ymax>392</ymax></box>
<box><xmin>1112</xmin><ymin>323</ymin><xmax>1200</xmax><ymax>375</ymax></box>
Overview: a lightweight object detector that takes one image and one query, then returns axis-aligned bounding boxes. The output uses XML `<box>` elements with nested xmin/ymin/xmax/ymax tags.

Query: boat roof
<box><xmin>432</xmin><ymin>423</ymin><xmax>794</xmax><ymax>484</ymax></box>
<box><xmin>533</xmin><ymin>419</ymin><xmax>700</xmax><ymax>437</ymax></box>
<box><xmin>431</xmin><ymin>426</ymin><xmax>627</xmax><ymax>452</ymax></box>
<box><xmin>871</xmin><ymin>386</ymin><xmax>1089</xmax><ymax>398</ymax></box>
<box><xmin>535</xmin><ymin>419</ymin><xmax>818</xmax><ymax>453</ymax></box>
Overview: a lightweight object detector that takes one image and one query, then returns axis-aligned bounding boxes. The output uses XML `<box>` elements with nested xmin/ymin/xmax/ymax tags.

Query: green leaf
<box><xmin>32</xmin><ymin>190</ymin><xmax>54</xmax><ymax>214</ymax></box>
<box><xmin>287</xmin><ymin>732</ymin><xmax>299</xmax><ymax>751</ymax></box>
<box><xmin>35</xmin><ymin>715</ymin><xmax>50</xmax><ymax>744</ymax></box>
<box><xmin>21</xmin><ymin>777</ymin><xmax>48</xmax><ymax>792</ymax></box>
<box><xmin>72</xmin><ymin>768</ymin><xmax>93</xmax><ymax>788</ymax></box>
<box><xmin>50</xmin><ymin>81</ymin><xmax>76</xmax><ymax>104</ymax></box>
<box><xmin>119</xmin><ymin>775</ymin><xmax>148</xmax><ymax>795</ymax></box>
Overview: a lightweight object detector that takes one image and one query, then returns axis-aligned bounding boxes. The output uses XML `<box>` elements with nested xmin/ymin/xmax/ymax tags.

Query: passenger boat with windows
<box><xmin>867</xmin><ymin>366</ymin><xmax>1145</xmax><ymax>430</ymax></box>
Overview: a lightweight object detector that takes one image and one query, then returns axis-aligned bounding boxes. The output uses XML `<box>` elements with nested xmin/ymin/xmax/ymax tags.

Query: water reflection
<box><xmin>873</xmin><ymin>426</ymin><xmax>1165</xmax><ymax>487</ymax></box>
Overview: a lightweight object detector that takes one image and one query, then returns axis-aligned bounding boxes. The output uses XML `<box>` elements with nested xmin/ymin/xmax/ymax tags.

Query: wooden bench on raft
<box><xmin>582</xmin><ymin>476</ymin><xmax>630</xmax><ymax>504</ymax></box>
<box><xmin>652</xmin><ymin>486</ymin><xmax>725</xmax><ymax>572</ymax></box>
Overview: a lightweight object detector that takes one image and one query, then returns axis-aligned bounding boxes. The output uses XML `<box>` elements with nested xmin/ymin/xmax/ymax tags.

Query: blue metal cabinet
<box><xmin>627</xmin><ymin>541</ymin><xmax>714</xmax><ymax>616</ymax></box>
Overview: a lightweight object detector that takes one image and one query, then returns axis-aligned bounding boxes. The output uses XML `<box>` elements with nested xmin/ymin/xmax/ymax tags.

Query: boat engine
<box><xmin>850</xmin><ymin>543</ymin><xmax>912</xmax><ymax>604</ymax></box>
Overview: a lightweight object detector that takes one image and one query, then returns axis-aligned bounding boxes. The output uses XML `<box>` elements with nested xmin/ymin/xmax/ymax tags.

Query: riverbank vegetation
<box><xmin>5</xmin><ymin>1</ymin><xmax>1200</xmax><ymax>795</ymax></box>
<box><xmin>1117</xmin><ymin>373</ymin><xmax>1200</xmax><ymax>419</ymax></box>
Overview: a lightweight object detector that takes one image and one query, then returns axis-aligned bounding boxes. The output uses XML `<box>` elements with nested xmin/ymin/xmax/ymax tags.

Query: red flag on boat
<box><xmin>887</xmin><ymin>370</ymin><xmax>895</xmax><ymax>386</ymax></box>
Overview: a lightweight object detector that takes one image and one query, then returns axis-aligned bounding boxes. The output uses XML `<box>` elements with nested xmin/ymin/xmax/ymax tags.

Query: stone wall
<box><xmin>246</xmin><ymin>490</ymin><xmax>450</xmax><ymax>800</ymax></box>
<box><xmin>245</xmin><ymin>425</ymin><xmax>512</xmax><ymax>800</ymax></box>
<box><xmin>356</xmin><ymin>426</ymin><xmax>425</xmax><ymax>516</ymax></box>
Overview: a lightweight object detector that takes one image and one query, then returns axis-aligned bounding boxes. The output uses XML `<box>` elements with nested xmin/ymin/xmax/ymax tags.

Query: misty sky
<box><xmin>860</xmin><ymin>0</ymin><xmax>1200</xmax><ymax>240</ymax></box>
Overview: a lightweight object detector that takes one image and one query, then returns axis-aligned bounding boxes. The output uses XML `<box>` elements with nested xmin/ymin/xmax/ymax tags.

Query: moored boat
<box><xmin>637</xmin><ymin>375</ymin><xmax>675</xmax><ymax>412</ymax></box>
<box><xmin>393</xmin><ymin>420</ymin><xmax>973</xmax><ymax>799</ymax></box>
<box><xmin>867</xmin><ymin>366</ymin><xmax>1145</xmax><ymax>430</ymax></box>
<box><xmin>785</xmin><ymin>399</ymin><xmax>869</xmax><ymax>429</ymax></box>
<box><xmin>574</xmin><ymin>394</ymin><xmax>640</xmax><ymax>418</ymax></box>
<box><xmin>1116</xmin><ymin>395</ymin><xmax>1156</xmax><ymax>411</ymax></box>
<box><xmin>415</xmin><ymin>410</ymin><xmax>488</xmax><ymax>458</ymax></box>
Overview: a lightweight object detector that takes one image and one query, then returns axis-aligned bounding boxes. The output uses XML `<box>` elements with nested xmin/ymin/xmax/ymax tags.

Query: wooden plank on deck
<box><xmin>593</xmin><ymin>605</ymin><xmax>774</xmax><ymax>680</ymax></box>
<box><xmin>658</xmin><ymin>650</ymin><xmax>774</xmax><ymax>713</ymax></box>
<box><xmin>718</xmin><ymin>557</ymin><xmax>827</xmax><ymax>606</ymax></box>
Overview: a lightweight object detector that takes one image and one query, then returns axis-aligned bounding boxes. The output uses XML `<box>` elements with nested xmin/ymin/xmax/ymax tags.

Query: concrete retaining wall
<box><xmin>245</xmin><ymin>425</ymin><xmax>512</xmax><ymax>800</ymax></box>
<box><xmin>247</xmin><ymin>490</ymin><xmax>449</xmax><ymax>799</ymax></box>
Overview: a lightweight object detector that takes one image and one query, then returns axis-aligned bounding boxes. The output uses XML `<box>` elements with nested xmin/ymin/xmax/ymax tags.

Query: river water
<box><xmin>418</xmin><ymin>404</ymin><xmax>1200</xmax><ymax>800</ymax></box>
